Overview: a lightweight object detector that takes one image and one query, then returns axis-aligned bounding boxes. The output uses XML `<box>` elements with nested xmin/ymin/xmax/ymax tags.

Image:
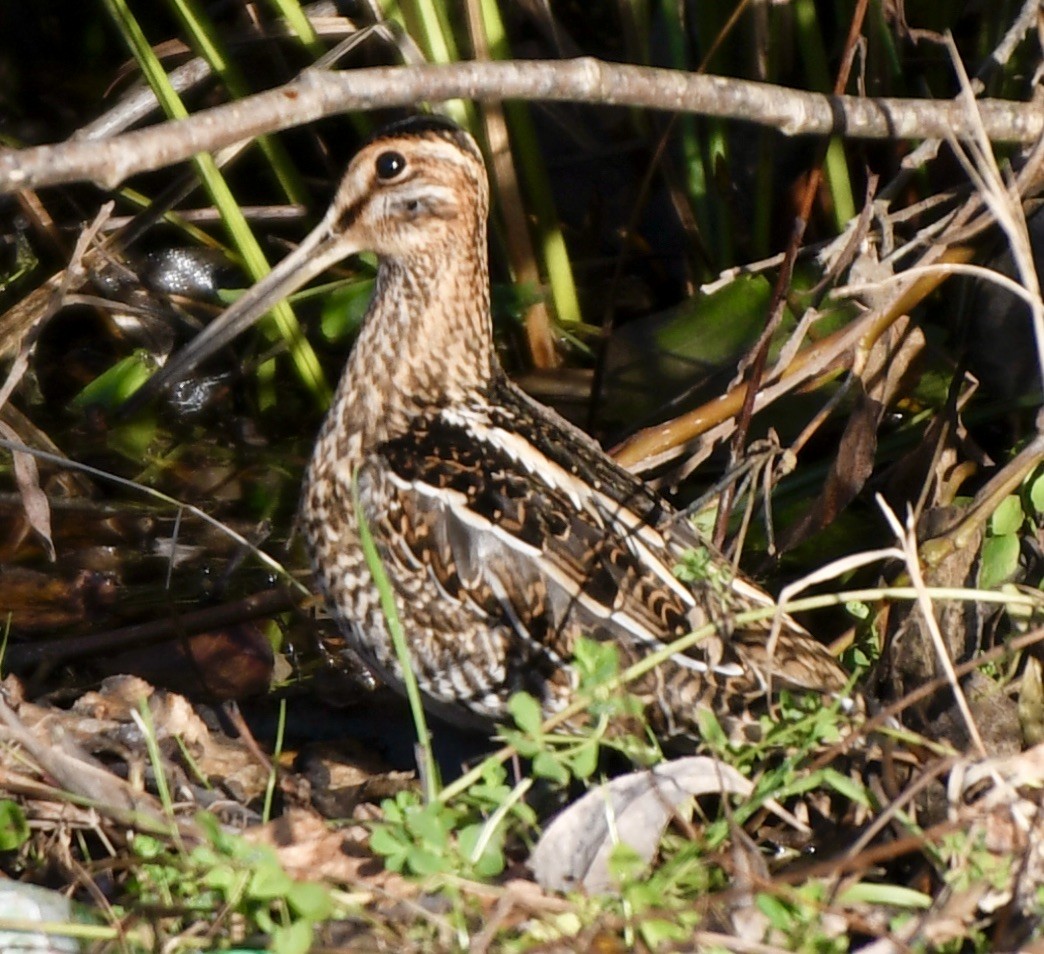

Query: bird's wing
<box><xmin>366</xmin><ymin>401</ymin><xmax>786</xmax><ymax>688</ymax></box>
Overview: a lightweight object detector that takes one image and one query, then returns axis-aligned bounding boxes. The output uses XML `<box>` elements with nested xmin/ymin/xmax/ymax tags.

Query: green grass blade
<box><xmin>264</xmin><ymin>0</ymin><xmax>323</xmax><ymax>56</ymax></box>
<box><xmin>793</xmin><ymin>0</ymin><xmax>855</xmax><ymax>228</ymax></box>
<box><xmin>103</xmin><ymin>0</ymin><xmax>330</xmax><ymax>407</ymax></box>
<box><xmin>263</xmin><ymin>698</ymin><xmax>287</xmax><ymax>823</ymax></box>
<box><xmin>477</xmin><ymin>0</ymin><xmax>581</xmax><ymax>327</ymax></box>
<box><xmin>169</xmin><ymin>0</ymin><xmax>310</xmax><ymax>206</ymax></box>
<box><xmin>351</xmin><ymin>471</ymin><xmax>439</xmax><ymax>802</ymax></box>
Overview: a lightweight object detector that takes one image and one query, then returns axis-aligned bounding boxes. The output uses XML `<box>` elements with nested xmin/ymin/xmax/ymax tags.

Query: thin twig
<box><xmin>2</xmin><ymin>59</ymin><xmax>1043</xmax><ymax>193</ymax></box>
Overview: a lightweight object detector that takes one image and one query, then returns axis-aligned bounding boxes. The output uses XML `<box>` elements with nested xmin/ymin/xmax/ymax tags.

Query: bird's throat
<box><xmin>315</xmin><ymin>251</ymin><xmax>496</xmax><ymax>471</ymax></box>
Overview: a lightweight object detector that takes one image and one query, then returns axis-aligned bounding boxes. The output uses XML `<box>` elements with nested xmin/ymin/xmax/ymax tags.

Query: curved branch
<box><xmin>1</xmin><ymin>58</ymin><xmax>1041</xmax><ymax>192</ymax></box>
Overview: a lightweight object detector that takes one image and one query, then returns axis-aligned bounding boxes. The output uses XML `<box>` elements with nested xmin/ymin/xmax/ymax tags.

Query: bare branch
<box><xmin>1</xmin><ymin>58</ymin><xmax>1042</xmax><ymax>193</ymax></box>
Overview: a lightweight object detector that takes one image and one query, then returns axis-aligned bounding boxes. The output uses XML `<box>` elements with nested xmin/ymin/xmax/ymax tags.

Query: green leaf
<box><xmin>498</xmin><ymin>727</ymin><xmax>540</xmax><ymax>758</ymax></box>
<box><xmin>409</xmin><ymin>804</ymin><xmax>451</xmax><ymax>847</ymax></box>
<box><xmin>656</xmin><ymin>274</ymin><xmax>770</xmax><ymax>363</ymax></box>
<box><xmin>248</xmin><ymin>861</ymin><xmax>293</xmax><ymax>900</ymax></box>
<box><xmin>508</xmin><ymin>691</ymin><xmax>544</xmax><ymax>735</ymax></box>
<box><xmin>471</xmin><ymin>847</ymin><xmax>505</xmax><ymax>879</ymax></box>
<box><xmin>755</xmin><ymin>892</ymin><xmax>794</xmax><ymax>929</ymax></box>
<box><xmin>608</xmin><ymin>841</ymin><xmax>645</xmax><ymax>882</ymax></box>
<box><xmin>845</xmin><ymin>600</ymin><xmax>870</xmax><ymax>620</ymax></box>
<box><xmin>270</xmin><ymin>919</ymin><xmax>313</xmax><ymax>954</ymax></box>
<box><xmin>320</xmin><ymin>277</ymin><xmax>375</xmax><ymax>341</ymax></box>
<box><xmin>673</xmin><ymin>547</ymin><xmax>713</xmax><ymax>583</ymax></box>
<box><xmin>638</xmin><ymin>918</ymin><xmax>690</xmax><ymax>949</ymax></box>
<box><xmin>405</xmin><ymin>845</ymin><xmax>450</xmax><ymax>876</ymax></box>
<box><xmin>980</xmin><ymin>533</ymin><xmax>1021</xmax><ymax>589</ymax></box>
<box><xmin>694</xmin><ymin>708</ymin><xmax>729</xmax><ymax>750</ymax></box>
<box><xmin>457</xmin><ymin>824</ymin><xmax>505</xmax><ymax>879</ymax></box>
<box><xmin>71</xmin><ymin>351</ymin><xmax>155</xmax><ymax>410</ymax></box>
<box><xmin>106</xmin><ymin>415</ymin><xmax>158</xmax><ymax>462</ymax></box>
<box><xmin>379</xmin><ymin>794</ymin><xmax>406</xmax><ymax>824</ymax></box>
<box><xmin>567</xmin><ymin>740</ymin><xmax>599</xmax><ymax>780</ymax></box>
<box><xmin>131</xmin><ymin>833</ymin><xmax>165</xmax><ymax>859</ymax></box>
<box><xmin>0</xmin><ymin>800</ymin><xmax>29</xmax><ymax>851</ymax></box>
<box><xmin>819</xmin><ymin>768</ymin><xmax>872</xmax><ymax>806</ymax></box>
<box><xmin>990</xmin><ymin>495</ymin><xmax>1024</xmax><ymax>536</ymax></box>
<box><xmin>491</xmin><ymin>281</ymin><xmax>542</xmax><ymax>323</ymax></box>
<box><xmin>203</xmin><ymin>863</ymin><xmax>239</xmax><ymax>893</ymax></box>
<box><xmin>837</xmin><ymin>881</ymin><xmax>932</xmax><ymax>908</ymax></box>
<box><xmin>287</xmin><ymin>881</ymin><xmax>333</xmax><ymax>920</ymax></box>
<box><xmin>573</xmin><ymin>637</ymin><xmax>620</xmax><ymax>687</ymax></box>
<box><xmin>532</xmin><ymin>750</ymin><xmax>570</xmax><ymax>785</ymax></box>
<box><xmin>369</xmin><ymin>824</ymin><xmax>408</xmax><ymax>859</ymax></box>
<box><xmin>1030</xmin><ymin>471</ymin><xmax>1044</xmax><ymax>515</ymax></box>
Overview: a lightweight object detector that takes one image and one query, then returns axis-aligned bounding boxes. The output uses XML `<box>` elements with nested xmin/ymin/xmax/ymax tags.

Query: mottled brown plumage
<box><xmin>141</xmin><ymin>116</ymin><xmax>853</xmax><ymax>742</ymax></box>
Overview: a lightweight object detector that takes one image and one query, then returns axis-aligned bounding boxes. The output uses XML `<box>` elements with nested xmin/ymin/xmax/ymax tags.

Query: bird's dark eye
<box><xmin>375</xmin><ymin>151</ymin><xmax>406</xmax><ymax>180</ymax></box>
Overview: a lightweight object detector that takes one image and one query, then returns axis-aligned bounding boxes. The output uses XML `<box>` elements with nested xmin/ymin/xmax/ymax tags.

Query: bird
<box><xmin>133</xmin><ymin>115</ymin><xmax>853</xmax><ymax>743</ymax></box>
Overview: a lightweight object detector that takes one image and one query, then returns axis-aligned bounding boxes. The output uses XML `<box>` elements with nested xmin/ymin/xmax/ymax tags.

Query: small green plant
<box><xmin>755</xmin><ymin>882</ymin><xmax>848</xmax><ymax>954</ymax></box>
<box><xmin>608</xmin><ymin>836</ymin><xmax>716</xmax><ymax>949</ymax></box>
<box><xmin>980</xmin><ymin>464</ymin><xmax>1044</xmax><ymax>590</ymax></box>
<box><xmin>674</xmin><ymin>545</ymin><xmax>734</xmax><ymax>594</ymax></box>
<box><xmin>368</xmin><ymin>637</ymin><xmax>659</xmax><ymax>882</ymax></box>
<box><xmin>498</xmin><ymin>638</ymin><xmax>660</xmax><ymax>786</ymax></box>
<box><xmin>935</xmin><ymin>828</ymin><xmax>1013</xmax><ymax>897</ymax></box>
<box><xmin>125</xmin><ymin>814</ymin><xmax>334</xmax><ymax>954</ymax></box>
<box><xmin>369</xmin><ymin>758</ymin><xmax>535</xmax><ymax>879</ymax></box>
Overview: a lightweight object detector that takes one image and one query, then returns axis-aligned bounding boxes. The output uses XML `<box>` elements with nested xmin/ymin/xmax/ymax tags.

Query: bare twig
<box><xmin>1</xmin><ymin>59</ymin><xmax>1042</xmax><ymax>193</ymax></box>
<box><xmin>877</xmin><ymin>496</ymin><xmax>988</xmax><ymax>759</ymax></box>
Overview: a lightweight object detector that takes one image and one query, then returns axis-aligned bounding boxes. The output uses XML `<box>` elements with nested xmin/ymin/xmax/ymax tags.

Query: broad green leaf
<box><xmin>248</xmin><ymin>861</ymin><xmax>293</xmax><ymax>900</ymax></box>
<box><xmin>287</xmin><ymin>881</ymin><xmax>332</xmax><ymax>920</ymax></box>
<box><xmin>369</xmin><ymin>825</ymin><xmax>408</xmax><ymax>858</ymax></box>
<box><xmin>532</xmin><ymin>751</ymin><xmax>570</xmax><ymax>785</ymax></box>
<box><xmin>508</xmin><ymin>692</ymin><xmax>543</xmax><ymax>735</ymax></box>
<box><xmin>567</xmin><ymin>740</ymin><xmax>599</xmax><ymax>780</ymax></box>
<box><xmin>458</xmin><ymin>823</ymin><xmax>505</xmax><ymax>878</ymax></box>
<box><xmin>1030</xmin><ymin>471</ymin><xmax>1044</xmax><ymax>515</ymax></box>
<box><xmin>203</xmin><ymin>863</ymin><xmax>239</xmax><ymax>893</ymax></box>
<box><xmin>270</xmin><ymin>919</ymin><xmax>312</xmax><ymax>954</ymax></box>
<box><xmin>990</xmin><ymin>495</ymin><xmax>1024</xmax><ymax>536</ymax></box>
<box><xmin>980</xmin><ymin>533</ymin><xmax>1020</xmax><ymax>589</ymax></box>
<box><xmin>405</xmin><ymin>844</ymin><xmax>449</xmax><ymax>876</ymax></box>
<box><xmin>409</xmin><ymin>805</ymin><xmax>451</xmax><ymax>847</ymax></box>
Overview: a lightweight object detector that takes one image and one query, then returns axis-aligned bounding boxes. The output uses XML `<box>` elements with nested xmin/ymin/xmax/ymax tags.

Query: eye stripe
<box><xmin>333</xmin><ymin>198</ymin><xmax>364</xmax><ymax>232</ymax></box>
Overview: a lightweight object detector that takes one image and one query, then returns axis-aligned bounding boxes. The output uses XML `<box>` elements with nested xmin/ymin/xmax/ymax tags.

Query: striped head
<box><xmin>123</xmin><ymin>116</ymin><xmax>491</xmax><ymax>405</ymax></box>
<box><xmin>327</xmin><ymin>115</ymin><xmax>490</xmax><ymax>262</ymax></box>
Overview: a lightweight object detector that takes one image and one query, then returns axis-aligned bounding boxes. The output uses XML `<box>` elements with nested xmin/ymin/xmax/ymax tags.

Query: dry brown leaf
<box><xmin>530</xmin><ymin>756</ymin><xmax>789</xmax><ymax>894</ymax></box>
<box><xmin>0</xmin><ymin>420</ymin><xmax>54</xmax><ymax>561</ymax></box>
<box><xmin>245</xmin><ymin>807</ymin><xmax>413</xmax><ymax>897</ymax></box>
<box><xmin>0</xmin><ymin>678</ymin><xmax>174</xmax><ymax>832</ymax></box>
<box><xmin>781</xmin><ymin>316</ymin><xmax>925</xmax><ymax>550</ymax></box>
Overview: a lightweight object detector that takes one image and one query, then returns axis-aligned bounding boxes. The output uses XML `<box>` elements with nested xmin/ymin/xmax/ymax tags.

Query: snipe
<box><xmin>136</xmin><ymin>116</ymin><xmax>852</xmax><ymax>741</ymax></box>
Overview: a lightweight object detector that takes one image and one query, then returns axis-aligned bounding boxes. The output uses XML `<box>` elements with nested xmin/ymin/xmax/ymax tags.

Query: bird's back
<box><xmin>306</xmin><ymin>365</ymin><xmax>851</xmax><ymax>741</ymax></box>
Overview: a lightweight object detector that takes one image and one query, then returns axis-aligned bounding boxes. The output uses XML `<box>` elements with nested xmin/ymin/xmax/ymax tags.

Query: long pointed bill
<box><xmin>122</xmin><ymin>208</ymin><xmax>362</xmax><ymax>414</ymax></box>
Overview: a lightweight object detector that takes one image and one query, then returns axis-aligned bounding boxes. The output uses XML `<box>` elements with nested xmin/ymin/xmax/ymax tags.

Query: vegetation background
<box><xmin>1</xmin><ymin>1</ymin><xmax>1044</xmax><ymax>951</ymax></box>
